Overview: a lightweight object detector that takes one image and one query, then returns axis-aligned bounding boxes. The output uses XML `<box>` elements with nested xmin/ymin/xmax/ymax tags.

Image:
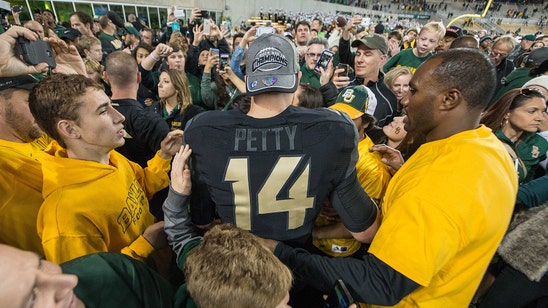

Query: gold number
<box><xmin>224</xmin><ymin>156</ymin><xmax>314</xmax><ymax>230</ymax></box>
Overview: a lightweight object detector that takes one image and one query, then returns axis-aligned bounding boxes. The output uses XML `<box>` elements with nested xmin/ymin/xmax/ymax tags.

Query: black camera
<box><xmin>12</xmin><ymin>5</ymin><xmax>23</xmax><ymax>13</ymax></box>
<box><xmin>200</xmin><ymin>10</ymin><xmax>209</xmax><ymax>19</ymax></box>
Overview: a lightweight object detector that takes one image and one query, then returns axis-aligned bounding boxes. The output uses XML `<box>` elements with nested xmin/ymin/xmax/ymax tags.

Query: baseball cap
<box><xmin>245</xmin><ymin>33</ymin><xmax>299</xmax><ymax>95</ymax></box>
<box><xmin>0</xmin><ymin>75</ymin><xmax>40</xmax><ymax>91</ymax></box>
<box><xmin>527</xmin><ymin>46</ymin><xmax>548</xmax><ymax>64</ymax></box>
<box><xmin>351</xmin><ymin>34</ymin><xmax>389</xmax><ymax>54</ymax></box>
<box><xmin>445</xmin><ymin>26</ymin><xmax>462</xmax><ymax>38</ymax></box>
<box><xmin>124</xmin><ymin>23</ymin><xmax>141</xmax><ymax>37</ymax></box>
<box><xmin>60</xmin><ymin>28</ymin><xmax>82</xmax><ymax>41</ymax></box>
<box><xmin>329</xmin><ymin>86</ymin><xmax>369</xmax><ymax>119</ymax></box>
<box><xmin>522</xmin><ymin>34</ymin><xmax>536</xmax><ymax>42</ymax></box>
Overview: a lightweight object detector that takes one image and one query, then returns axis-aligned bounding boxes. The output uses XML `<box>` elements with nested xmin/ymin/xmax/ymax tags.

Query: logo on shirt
<box><xmin>532</xmin><ymin>145</ymin><xmax>540</xmax><ymax>158</ymax></box>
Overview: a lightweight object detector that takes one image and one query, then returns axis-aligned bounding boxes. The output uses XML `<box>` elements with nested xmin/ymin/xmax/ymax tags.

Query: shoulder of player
<box><xmin>184</xmin><ymin>110</ymin><xmax>238</xmax><ymax>130</ymax></box>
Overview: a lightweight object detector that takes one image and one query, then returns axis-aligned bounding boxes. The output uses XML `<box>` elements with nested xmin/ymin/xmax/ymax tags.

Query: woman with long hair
<box><xmin>384</xmin><ymin>67</ymin><xmax>413</xmax><ymax>114</ymax></box>
<box><xmin>481</xmin><ymin>88</ymin><xmax>548</xmax><ymax>183</ymax></box>
<box><xmin>147</xmin><ymin>69</ymin><xmax>204</xmax><ymax>130</ymax></box>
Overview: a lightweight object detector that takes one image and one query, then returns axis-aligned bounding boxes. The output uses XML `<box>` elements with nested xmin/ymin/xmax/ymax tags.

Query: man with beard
<box><xmin>0</xmin><ymin>74</ymin><xmax>51</xmax><ymax>255</ymax></box>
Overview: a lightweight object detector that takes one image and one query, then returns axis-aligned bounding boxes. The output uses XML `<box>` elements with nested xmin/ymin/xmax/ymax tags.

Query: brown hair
<box><xmin>160</xmin><ymin>69</ymin><xmax>193</xmax><ymax>114</ymax></box>
<box><xmin>29</xmin><ymin>74</ymin><xmax>103</xmax><ymax>147</ymax></box>
<box><xmin>481</xmin><ymin>88</ymin><xmax>545</xmax><ymax>132</ymax></box>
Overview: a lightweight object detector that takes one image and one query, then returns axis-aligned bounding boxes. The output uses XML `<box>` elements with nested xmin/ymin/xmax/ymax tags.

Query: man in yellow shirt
<box><xmin>0</xmin><ymin>74</ymin><xmax>51</xmax><ymax>255</ymax></box>
<box><xmin>263</xmin><ymin>49</ymin><xmax>518</xmax><ymax>307</ymax></box>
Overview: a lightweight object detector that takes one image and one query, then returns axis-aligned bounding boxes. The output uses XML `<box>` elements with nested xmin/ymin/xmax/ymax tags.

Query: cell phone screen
<box><xmin>210</xmin><ymin>48</ymin><xmax>219</xmax><ymax>58</ymax></box>
<box><xmin>314</xmin><ymin>50</ymin><xmax>334</xmax><ymax>73</ymax></box>
<box><xmin>219</xmin><ymin>53</ymin><xmax>229</xmax><ymax>71</ymax></box>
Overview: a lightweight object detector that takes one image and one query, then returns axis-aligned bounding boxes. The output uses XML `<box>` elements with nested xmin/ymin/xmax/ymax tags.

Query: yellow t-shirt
<box><xmin>367</xmin><ymin>126</ymin><xmax>518</xmax><ymax>307</ymax></box>
<box><xmin>0</xmin><ymin>134</ymin><xmax>52</xmax><ymax>255</ymax></box>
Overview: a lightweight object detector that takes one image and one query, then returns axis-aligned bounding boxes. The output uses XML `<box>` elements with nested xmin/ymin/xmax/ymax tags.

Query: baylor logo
<box><xmin>341</xmin><ymin>89</ymin><xmax>356</xmax><ymax>103</ymax></box>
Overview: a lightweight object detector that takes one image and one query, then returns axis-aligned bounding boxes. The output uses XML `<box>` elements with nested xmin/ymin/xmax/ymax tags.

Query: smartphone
<box><xmin>337</xmin><ymin>63</ymin><xmax>355</xmax><ymax>81</ymax></box>
<box><xmin>314</xmin><ymin>50</ymin><xmax>334</xmax><ymax>73</ymax></box>
<box><xmin>203</xmin><ymin>19</ymin><xmax>211</xmax><ymax>35</ymax></box>
<box><xmin>171</xmin><ymin>21</ymin><xmax>181</xmax><ymax>33</ymax></box>
<box><xmin>15</xmin><ymin>37</ymin><xmax>56</xmax><ymax>68</ymax></box>
<box><xmin>12</xmin><ymin>5</ymin><xmax>24</xmax><ymax>13</ymax></box>
<box><xmin>200</xmin><ymin>10</ymin><xmax>209</xmax><ymax>19</ymax></box>
<box><xmin>337</xmin><ymin>63</ymin><xmax>350</xmax><ymax>77</ymax></box>
<box><xmin>256</xmin><ymin>26</ymin><xmax>275</xmax><ymax>36</ymax></box>
<box><xmin>210</xmin><ymin>48</ymin><xmax>219</xmax><ymax>59</ymax></box>
<box><xmin>325</xmin><ymin>279</ymin><xmax>358</xmax><ymax>308</ymax></box>
<box><xmin>219</xmin><ymin>53</ymin><xmax>229</xmax><ymax>72</ymax></box>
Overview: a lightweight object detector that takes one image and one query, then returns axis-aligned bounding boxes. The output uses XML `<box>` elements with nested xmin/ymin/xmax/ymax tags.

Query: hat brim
<box><xmin>246</xmin><ymin>73</ymin><xmax>298</xmax><ymax>96</ymax></box>
<box><xmin>0</xmin><ymin>76</ymin><xmax>39</xmax><ymax>91</ymax></box>
<box><xmin>445</xmin><ymin>31</ymin><xmax>459</xmax><ymax>38</ymax></box>
<box><xmin>351</xmin><ymin>40</ymin><xmax>371</xmax><ymax>49</ymax></box>
<box><xmin>329</xmin><ymin>103</ymin><xmax>364</xmax><ymax>119</ymax></box>
<box><xmin>13</xmin><ymin>83</ymin><xmax>36</xmax><ymax>90</ymax></box>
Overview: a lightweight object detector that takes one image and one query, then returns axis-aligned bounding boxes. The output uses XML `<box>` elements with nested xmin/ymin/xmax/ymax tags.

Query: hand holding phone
<box><xmin>336</xmin><ymin>63</ymin><xmax>355</xmax><ymax>82</ymax></box>
<box><xmin>314</xmin><ymin>50</ymin><xmax>334</xmax><ymax>73</ymax></box>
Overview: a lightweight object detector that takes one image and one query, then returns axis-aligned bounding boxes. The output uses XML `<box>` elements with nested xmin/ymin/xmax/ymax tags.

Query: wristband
<box><xmin>151</xmin><ymin>53</ymin><xmax>160</xmax><ymax>62</ymax></box>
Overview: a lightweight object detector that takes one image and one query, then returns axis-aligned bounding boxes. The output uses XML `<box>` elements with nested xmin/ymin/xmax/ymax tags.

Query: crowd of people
<box><xmin>0</xmin><ymin>3</ymin><xmax>547</xmax><ymax>307</ymax></box>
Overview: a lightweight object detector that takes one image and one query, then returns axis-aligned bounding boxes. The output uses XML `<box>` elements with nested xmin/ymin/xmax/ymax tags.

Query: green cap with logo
<box><xmin>330</xmin><ymin>86</ymin><xmax>369</xmax><ymax>119</ymax></box>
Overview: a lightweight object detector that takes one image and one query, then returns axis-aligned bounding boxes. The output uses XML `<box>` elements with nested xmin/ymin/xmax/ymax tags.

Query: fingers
<box><xmin>5</xmin><ymin>26</ymin><xmax>39</xmax><ymax>43</ymax></box>
<box><xmin>369</xmin><ymin>143</ymin><xmax>395</xmax><ymax>153</ymax></box>
<box><xmin>167</xmin><ymin>129</ymin><xmax>184</xmax><ymax>139</ymax></box>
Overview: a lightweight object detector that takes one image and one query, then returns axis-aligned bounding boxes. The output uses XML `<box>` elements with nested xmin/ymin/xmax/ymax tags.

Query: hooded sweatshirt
<box><xmin>38</xmin><ymin>141</ymin><xmax>170</xmax><ymax>264</ymax></box>
<box><xmin>0</xmin><ymin>134</ymin><xmax>52</xmax><ymax>255</ymax></box>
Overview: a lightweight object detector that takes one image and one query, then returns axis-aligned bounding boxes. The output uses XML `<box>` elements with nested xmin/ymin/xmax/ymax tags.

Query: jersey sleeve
<box><xmin>330</xmin><ymin>169</ymin><xmax>378</xmax><ymax>233</ymax></box>
<box><xmin>274</xmin><ymin>242</ymin><xmax>420</xmax><ymax>305</ymax></box>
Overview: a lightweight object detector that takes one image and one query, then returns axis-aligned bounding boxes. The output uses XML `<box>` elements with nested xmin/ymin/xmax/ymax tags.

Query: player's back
<box><xmin>184</xmin><ymin>106</ymin><xmax>358</xmax><ymax>242</ymax></box>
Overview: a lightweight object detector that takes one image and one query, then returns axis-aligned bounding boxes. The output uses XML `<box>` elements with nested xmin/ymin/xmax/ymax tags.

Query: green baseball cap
<box><xmin>351</xmin><ymin>33</ymin><xmax>389</xmax><ymax>54</ymax></box>
<box><xmin>330</xmin><ymin>86</ymin><xmax>369</xmax><ymax>119</ymax></box>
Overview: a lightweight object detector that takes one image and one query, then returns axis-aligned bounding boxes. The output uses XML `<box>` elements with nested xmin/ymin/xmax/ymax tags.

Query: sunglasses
<box><xmin>520</xmin><ymin>88</ymin><xmax>545</xmax><ymax>99</ymax></box>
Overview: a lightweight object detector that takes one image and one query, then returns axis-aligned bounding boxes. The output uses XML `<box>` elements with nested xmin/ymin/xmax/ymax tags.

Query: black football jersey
<box><xmin>184</xmin><ymin>106</ymin><xmax>373</xmax><ymax>241</ymax></box>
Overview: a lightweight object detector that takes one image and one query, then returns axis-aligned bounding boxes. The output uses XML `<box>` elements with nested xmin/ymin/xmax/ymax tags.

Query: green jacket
<box><xmin>489</xmin><ymin>67</ymin><xmax>531</xmax><ymax>107</ymax></box>
<box><xmin>61</xmin><ymin>253</ymin><xmax>174</xmax><ymax>308</ymax></box>
<box><xmin>300</xmin><ymin>64</ymin><xmax>321</xmax><ymax>89</ymax></box>
<box><xmin>495</xmin><ymin>129</ymin><xmax>548</xmax><ymax>184</ymax></box>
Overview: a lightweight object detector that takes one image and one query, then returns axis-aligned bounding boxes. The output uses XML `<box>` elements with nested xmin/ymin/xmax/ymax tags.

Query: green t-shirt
<box><xmin>383</xmin><ymin>48</ymin><xmax>432</xmax><ymax>74</ymax></box>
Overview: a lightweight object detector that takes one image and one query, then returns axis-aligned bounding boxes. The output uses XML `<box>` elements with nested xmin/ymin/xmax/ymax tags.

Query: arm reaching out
<box><xmin>163</xmin><ymin>145</ymin><xmax>201</xmax><ymax>259</ymax></box>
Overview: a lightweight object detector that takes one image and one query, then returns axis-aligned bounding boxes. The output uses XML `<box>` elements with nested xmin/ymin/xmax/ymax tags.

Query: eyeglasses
<box><xmin>306</xmin><ymin>52</ymin><xmax>322</xmax><ymax>58</ymax></box>
<box><xmin>490</xmin><ymin>50</ymin><xmax>508</xmax><ymax>58</ymax></box>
